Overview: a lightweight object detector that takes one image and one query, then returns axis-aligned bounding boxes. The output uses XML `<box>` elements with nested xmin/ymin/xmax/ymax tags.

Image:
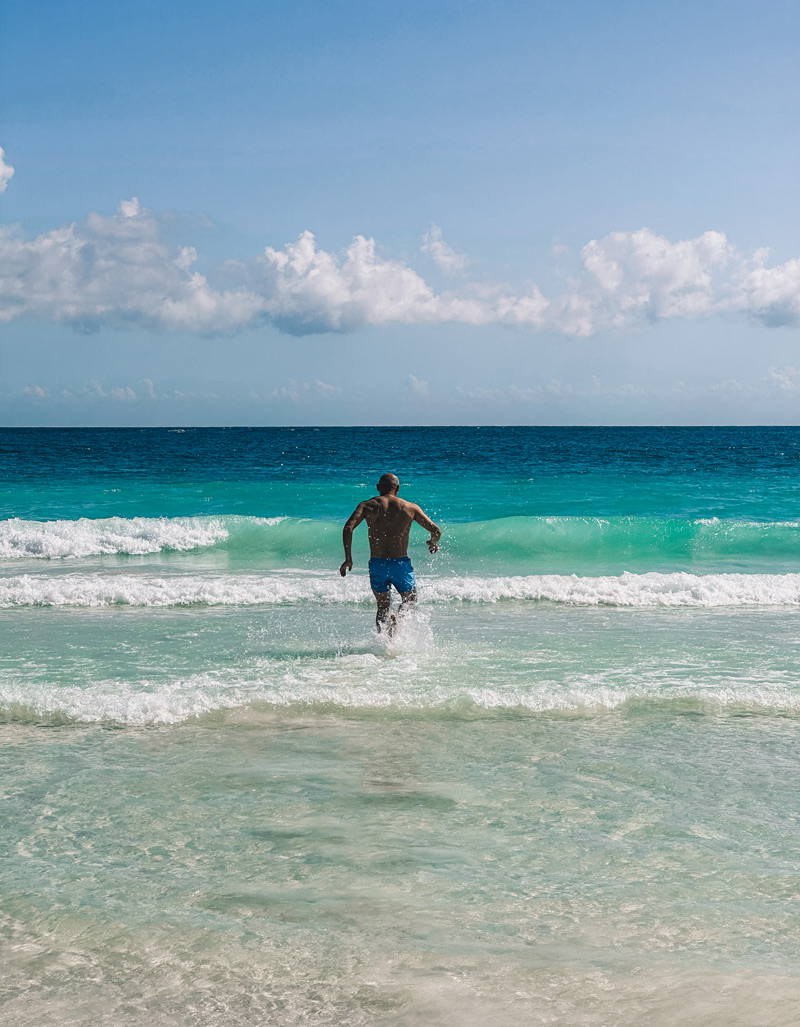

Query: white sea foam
<box><xmin>427</xmin><ymin>570</ymin><xmax>800</xmax><ymax>607</ymax></box>
<box><xmin>3</xmin><ymin>570</ymin><xmax>800</xmax><ymax>607</ymax></box>
<box><xmin>3</xmin><ymin>662</ymin><xmax>800</xmax><ymax>726</ymax></box>
<box><xmin>0</xmin><ymin>516</ymin><xmax>230</xmax><ymax>559</ymax></box>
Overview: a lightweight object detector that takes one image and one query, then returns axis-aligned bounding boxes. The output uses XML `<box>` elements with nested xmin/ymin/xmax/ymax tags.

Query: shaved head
<box><xmin>377</xmin><ymin>473</ymin><xmax>400</xmax><ymax>495</ymax></box>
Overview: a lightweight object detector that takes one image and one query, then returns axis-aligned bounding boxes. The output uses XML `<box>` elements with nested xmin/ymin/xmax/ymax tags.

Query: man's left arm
<box><xmin>413</xmin><ymin>507</ymin><xmax>441</xmax><ymax>553</ymax></box>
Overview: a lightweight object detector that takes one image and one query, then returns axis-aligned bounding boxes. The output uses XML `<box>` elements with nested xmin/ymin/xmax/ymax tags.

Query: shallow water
<box><xmin>3</xmin><ymin>709</ymin><xmax>800</xmax><ymax>1025</ymax></box>
<box><xmin>2</xmin><ymin>427</ymin><xmax>800</xmax><ymax>1024</ymax></box>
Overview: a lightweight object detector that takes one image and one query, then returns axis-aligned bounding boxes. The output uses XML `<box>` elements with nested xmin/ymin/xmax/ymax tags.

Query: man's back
<box><xmin>360</xmin><ymin>495</ymin><xmax>418</xmax><ymax>558</ymax></box>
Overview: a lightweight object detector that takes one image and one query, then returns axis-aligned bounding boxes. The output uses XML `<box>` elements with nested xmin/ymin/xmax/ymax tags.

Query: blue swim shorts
<box><xmin>368</xmin><ymin>557</ymin><xmax>417</xmax><ymax>594</ymax></box>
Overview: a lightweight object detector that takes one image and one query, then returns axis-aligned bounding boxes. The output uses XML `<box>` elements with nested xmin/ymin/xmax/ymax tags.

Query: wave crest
<box><xmin>3</xmin><ymin>672</ymin><xmax>800</xmax><ymax>727</ymax></box>
<box><xmin>0</xmin><ymin>516</ymin><xmax>230</xmax><ymax>559</ymax></box>
<box><xmin>4</xmin><ymin>570</ymin><xmax>800</xmax><ymax>608</ymax></box>
<box><xmin>3</xmin><ymin>513</ymin><xmax>800</xmax><ymax>568</ymax></box>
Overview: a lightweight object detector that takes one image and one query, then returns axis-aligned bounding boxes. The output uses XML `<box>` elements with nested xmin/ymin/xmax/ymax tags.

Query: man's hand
<box><xmin>340</xmin><ymin>559</ymin><xmax>353</xmax><ymax>576</ymax></box>
<box><xmin>427</xmin><ymin>538</ymin><xmax>438</xmax><ymax>554</ymax></box>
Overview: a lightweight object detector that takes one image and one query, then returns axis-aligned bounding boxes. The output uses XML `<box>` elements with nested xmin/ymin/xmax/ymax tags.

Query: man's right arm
<box><xmin>340</xmin><ymin>503</ymin><xmax>366</xmax><ymax>575</ymax></box>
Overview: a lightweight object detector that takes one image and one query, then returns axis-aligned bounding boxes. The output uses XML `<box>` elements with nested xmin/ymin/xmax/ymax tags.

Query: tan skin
<box><xmin>340</xmin><ymin>476</ymin><xmax>441</xmax><ymax>632</ymax></box>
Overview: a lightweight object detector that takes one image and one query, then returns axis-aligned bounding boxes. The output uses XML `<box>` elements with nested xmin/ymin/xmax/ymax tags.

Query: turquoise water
<box><xmin>2</xmin><ymin>427</ymin><xmax>800</xmax><ymax>1025</ymax></box>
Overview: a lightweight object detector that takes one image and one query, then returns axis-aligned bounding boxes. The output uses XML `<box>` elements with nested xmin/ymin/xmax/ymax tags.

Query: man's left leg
<box><xmin>395</xmin><ymin>559</ymin><xmax>417</xmax><ymax>621</ymax></box>
<box><xmin>397</xmin><ymin>588</ymin><xmax>417</xmax><ymax>619</ymax></box>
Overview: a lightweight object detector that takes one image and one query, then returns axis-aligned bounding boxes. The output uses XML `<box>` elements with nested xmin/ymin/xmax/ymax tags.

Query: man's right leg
<box><xmin>373</xmin><ymin>591</ymin><xmax>394</xmax><ymax>634</ymax></box>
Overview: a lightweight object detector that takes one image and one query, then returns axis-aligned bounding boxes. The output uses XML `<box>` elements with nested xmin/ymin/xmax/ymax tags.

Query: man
<box><xmin>340</xmin><ymin>473</ymin><xmax>442</xmax><ymax>633</ymax></box>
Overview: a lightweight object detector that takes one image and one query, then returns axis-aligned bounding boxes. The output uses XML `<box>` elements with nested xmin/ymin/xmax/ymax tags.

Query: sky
<box><xmin>1</xmin><ymin>0</ymin><xmax>800</xmax><ymax>425</ymax></box>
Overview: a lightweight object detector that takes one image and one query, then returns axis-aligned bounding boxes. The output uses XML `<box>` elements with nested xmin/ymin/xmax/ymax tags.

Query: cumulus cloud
<box><xmin>727</xmin><ymin>251</ymin><xmax>800</xmax><ymax>328</ymax></box>
<box><xmin>570</xmin><ymin>228</ymin><xmax>732</xmax><ymax>333</ymax></box>
<box><xmin>0</xmin><ymin>200</ymin><xmax>264</xmax><ymax>334</ymax></box>
<box><xmin>0</xmin><ymin>148</ymin><xmax>14</xmax><ymax>194</ymax></box>
<box><xmin>421</xmin><ymin>224</ymin><xmax>470</xmax><ymax>274</ymax></box>
<box><xmin>118</xmin><ymin>197</ymin><xmax>142</xmax><ymax>218</ymax></box>
<box><xmin>1</xmin><ymin>184</ymin><xmax>800</xmax><ymax>338</ymax></box>
<box><xmin>21</xmin><ymin>384</ymin><xmax>49</xmax><ymax>399</ymax></box>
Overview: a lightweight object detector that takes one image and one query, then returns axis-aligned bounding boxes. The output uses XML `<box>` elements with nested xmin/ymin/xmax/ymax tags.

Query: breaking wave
<box><xmin>2</xmin><ymin>667</ymin><xmax>800</xmax><ymax>726</ymax></box>
<box><xmin>0</xmin><ymin>516</ymin><xmax>233</xmax><ymax>559</ymax></box>
<box><xmin>4</xmin><ymin>570</ymin><xmax>800</xmax><ymax>607</ymax></box>
<box><xmin>3</xmin><ymin>514</ymin><xmax>800</xmax><ymax>569</ymax></box>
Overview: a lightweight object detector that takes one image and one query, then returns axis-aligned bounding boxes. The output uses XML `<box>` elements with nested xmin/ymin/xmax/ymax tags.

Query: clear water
<box><xmin>2</xmin><ymin>427</ymin><xmax>800</xmax><ymax>1025</ymax></box>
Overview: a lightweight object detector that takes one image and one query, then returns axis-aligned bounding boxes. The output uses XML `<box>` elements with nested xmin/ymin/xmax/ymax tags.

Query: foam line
<box><xmin>2</xmin><ymin>671</ymin><xmax>800</xmax><ymax>726</ymax></box>
<box><xmin>4</xmin><ymin>570</ymin><xmax>800</xmax><ymax>607</ymax></box>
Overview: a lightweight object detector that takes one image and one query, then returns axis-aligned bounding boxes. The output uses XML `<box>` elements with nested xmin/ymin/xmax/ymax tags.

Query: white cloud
<box><xmin>269</xmin><ymin>379</ymin><xmax>301</xmax><ymax>403</ymax></box>
<box><xmin>457</xmin><ymin>377</ymin><xmax>757</xmax><ymax>406</ymax></box>
<box><xmin>118</xmin><ymin>197</ymin><xmax>143</xmax><ymax>218</ymax></box>
<box><xmin>768</xmin><ymin>365</ymin><xmax>800</xmax><ymax>391</ymax></box>
<box><xmin>16</xmin><ymin>381</ymin><xmax>149</xmax><ymax>403</ymax></box>
<box><xmin>421</xmin><ymin>224</ymin><xmax>470</xmax><ymax>274</ymax></box>
<box><xmin>457</xmin><ymin>383</ymin><xmax>547</xmax><ymax>403</ymax></box>
<box><xmin>0</xmin><ymin>202</ymin><xmax>263</xmax><ymax>333</ymax></box>
<box><xmin>18</xmin><ymin>379</ymin><xmax>224</xmax><ymax>405</ymax></box>
<box><xmin>406</xmin><ymin>374</ymin><xmax>429</xmax><ymax>398</ymax></box>
<box><xmin>232</xmin><ymin>231</ymin><xmax>487</xmax><ymax>334</ymax></box>
<box><xmin>0</xmin><ymin>148</ymin><xmax>14</xmax><ymax>194</ymax></box>
<box><xmin>726</xmin><ymin>252</ymin><xmax>800</xmax><ymax>327</ymax></box>
<box><xmin>553</xmin><ymin>228</ymin><xmax>733</xmax><ymax>337</ymax></box>
<box><xmin>1</xmin><ymin>196</ymin><xmax>800</xmax><ymax>339</ymax></box>
<box><xmin>546</xmin><ymin>378</ymin><xmax>574</xmax><ymax>397</ymax></box>
<box><xmin>268</xmin><ymin>378</ymin><xmax>342</xmax><ymax>402</ymax></box>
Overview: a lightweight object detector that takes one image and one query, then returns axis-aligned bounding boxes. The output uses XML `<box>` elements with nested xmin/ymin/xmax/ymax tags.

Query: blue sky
<box><xmin>1</xmin><ymin>0</ymin><xmax>800</xmax><ymax>425</ymax></box>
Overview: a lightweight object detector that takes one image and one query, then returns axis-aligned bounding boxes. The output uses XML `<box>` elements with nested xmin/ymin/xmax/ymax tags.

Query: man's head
<box><xmin>377</xmin><ymin>473</ymin><xmax>400</xmax><ymax>496</ymax></box>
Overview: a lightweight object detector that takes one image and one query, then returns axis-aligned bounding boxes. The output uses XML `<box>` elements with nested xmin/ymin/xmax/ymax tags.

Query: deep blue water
<box><xmin>3</xmin><ymin>426</ymin><xmax>800</xmax><ymax>522</ymax></box>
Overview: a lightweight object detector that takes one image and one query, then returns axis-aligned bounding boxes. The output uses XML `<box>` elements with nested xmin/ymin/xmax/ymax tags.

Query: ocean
<box><xmin>2</xmin><ymin>425</ymin><xmax>800</xmax><ymax>1025</ymax></box>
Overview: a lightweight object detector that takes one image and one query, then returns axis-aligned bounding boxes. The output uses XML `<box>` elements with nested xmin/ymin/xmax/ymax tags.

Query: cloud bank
<box><xmin>1</xmin><ymin>183</ymin><xmax>800</xmax><ymax>338</ymax></box>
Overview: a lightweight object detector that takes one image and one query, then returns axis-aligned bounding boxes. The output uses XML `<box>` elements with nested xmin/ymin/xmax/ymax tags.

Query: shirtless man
<box><xmin>340</xmin><ymin>473</ymin><xmax>441</xmax><ymax>633</ymax></box>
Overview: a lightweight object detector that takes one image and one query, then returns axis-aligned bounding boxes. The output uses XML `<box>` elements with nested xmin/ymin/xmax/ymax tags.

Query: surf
<box><xmin>5</xmin><ymin>569</ymin><xmax>800</xmax><ymax>607</ymax></box>
<box><xmin>3</xmin><ymin>513</ymin><xmax>800</xmax><ymax>572</ymax></box>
